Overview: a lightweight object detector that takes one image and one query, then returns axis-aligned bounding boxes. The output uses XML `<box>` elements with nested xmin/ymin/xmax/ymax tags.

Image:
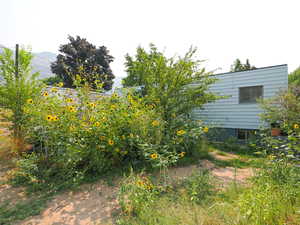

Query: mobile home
<box><xmin>192</xmin><ymin>64</ymin><xmax>288</xmax><ymax>140</ymax></box>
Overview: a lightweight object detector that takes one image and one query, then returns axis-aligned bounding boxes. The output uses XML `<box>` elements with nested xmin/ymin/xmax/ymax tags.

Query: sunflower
<box><xmin>43</xmin><ymin>92</ymin><xmax>49</xmax><ymax>97</ymax></box>
<box><xmin>178</xmin><ymin>152</ymin><xmax>186</xmax><ymax>158</ymax></box>
<box><xmin>66</xmin><ymin>98</ymin><xmax>74</xmax><ymax>103</ymax></box>
<box><xmin>151</xmin><ymin>120</ymin><xmax>159</xmax><ymax>127</ymax></box>
<box><xmin>108</xmin><ymin>139</ymin><xmax>114</xmax><ymax>146</ymax></box>
<box><xmin>94</xmin><ymin>121</ymin><xmax>100</xmax><ymax>127</ymax></box>
<box><xmin>69</xmin><ymin>125</ymin><xmax>75</xmax><ymax>131</ymax></box>
<box><xmin>27</xmin><ymin>99</ymin><xmax>33</xmax><ymax>104</ymax></box>
<box><xmin>52</xmin><ymin>115</ymin><xmax>59</xmax><ymax>121</ymax></box>
<box><xmin>150</xmin><ymin>153</ymin><xmax>158</xmax><ymax>159</ymax></box>
<box><xmin>203</xmin><ymin>127</ymin><xmax>209</xmax><ymax>133</ymax></box>
<box><xmin>294</xmin><ymin>124</ymin><xmax>299</xmax><ymax>129</ymax></box>
<box><xmin>51</xmin><ymin>87</ymin><xmax>58</xmax><ymax>93</ymax></box>
<box><xmin>176</xmin><ymin>130</ymin><xmax>186</xmax><ymax>136</ymax></box>
<box><xmin>58</xmin><ymin>82</ymin><xmax>64</xmax><ymax>87</ymax></box>
<box><xmin>88</xmin><ymin>102</ymin><xmax>96</xmax><ymax>108</ymax></box>
<box><xmin>99</xmin><ymin>136</ymin><xmax>106</xmax><ymax>141</ymax></box>
<box><xmin>46</xmin><ymin>115</ymin><xmax>53</xmax><ymax>121</ymax></box>
<box><xmin>67</xmin><ymin>106</ymin><xmax>76</xmax><ymax>112</ymax></box>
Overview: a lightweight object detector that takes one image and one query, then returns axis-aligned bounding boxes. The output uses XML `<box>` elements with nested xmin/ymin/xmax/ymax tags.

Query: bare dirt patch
<box><xmin>18</xmin><ymin>182</ymin><xmax>120</xmax><ymax>225</ymax></box>
<box><xmin>5</xmin><ymin>152</ymin><xmax>256</xmax><ymax>225</ymax></box>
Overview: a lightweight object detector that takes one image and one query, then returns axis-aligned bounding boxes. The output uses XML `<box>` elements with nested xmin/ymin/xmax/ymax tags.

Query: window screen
<box><xmin>239</xmin><ymin>86</ymin><xmax>263</xmax><ymax>104</ymax></box>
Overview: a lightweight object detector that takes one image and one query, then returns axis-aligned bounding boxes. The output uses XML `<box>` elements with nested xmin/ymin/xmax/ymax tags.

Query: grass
<box><xmin>116</xmin><ymin>162</ymin><xmax>300</xmax><ymax>225</ymax></box>
<box><xmin>0</xmin><ymin>195</ymin><xmax>51</xmax><ymax>225</ymax></box>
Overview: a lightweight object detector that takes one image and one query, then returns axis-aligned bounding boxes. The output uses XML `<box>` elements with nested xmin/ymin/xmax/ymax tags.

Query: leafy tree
<box><xmin>51</xmin><ymin>35</ymin><xmax>115</xmax><ymax>90</ymax></box>
<box><xmin>230</xmin><ymin>58</ymin><xmax>256</xmax><ymax>72</ymax></box>
<box><xmin>123</xmin><ymin>44</ymin><xmax>218</xmax><ymax>124</ymax></box>
<box><xmin>288</xmin><ymin>66</ymin><xmax>300</xmax><ymax>85</ymax></box>
<box><xmin>0</xmin><ymin>48</ymin><xmax>43</xmax><ymax>153</ymax></box>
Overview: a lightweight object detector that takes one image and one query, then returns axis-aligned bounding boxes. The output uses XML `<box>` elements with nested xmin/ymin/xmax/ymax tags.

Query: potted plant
<box><xmin>270</xmin><ymin>122</ymin><xmax>281</xmax><ymax>136</ymax></box>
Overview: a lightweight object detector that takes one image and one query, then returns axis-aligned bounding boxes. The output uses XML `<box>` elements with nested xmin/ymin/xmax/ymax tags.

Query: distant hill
<box><xmin>0</xmin><ymin>44</ymin><xmax>123</xmax><ymax>88</ymax></box>
<box><xmin>32</xmin><ymin>51</ymin><xmax>57</xmax><ymax>78</ymax></box>
<box><xmin>0</xmin><ymin>45</ymin><xmax>56</xmax><ymax>79</ymax></box>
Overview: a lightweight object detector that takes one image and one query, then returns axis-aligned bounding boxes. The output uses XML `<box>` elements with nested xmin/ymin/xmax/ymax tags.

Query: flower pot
<box><xmin>271</xmin><ymin>128</ymin><xmax>281</xmax><ymax>136</ymax></box>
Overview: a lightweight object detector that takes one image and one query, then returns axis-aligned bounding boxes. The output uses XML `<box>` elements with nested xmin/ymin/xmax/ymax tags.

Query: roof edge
<box><xmin>212</xmin><ymin>64</ymin><xmax>287</xmax><ymax>76</ymax></box>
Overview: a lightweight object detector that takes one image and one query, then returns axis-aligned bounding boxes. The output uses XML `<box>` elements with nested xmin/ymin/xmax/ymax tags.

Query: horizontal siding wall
<box><xmin>192</xmin><ymin>65</ymin><xmax>288</xmax><ymax>129</ymax></box>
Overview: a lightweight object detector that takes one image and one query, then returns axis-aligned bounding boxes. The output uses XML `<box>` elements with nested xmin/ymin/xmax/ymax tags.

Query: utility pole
<box><xmin>15</xmin><ymin>44</ymin><xmax>19</xmax><ymax>79</ymax></box>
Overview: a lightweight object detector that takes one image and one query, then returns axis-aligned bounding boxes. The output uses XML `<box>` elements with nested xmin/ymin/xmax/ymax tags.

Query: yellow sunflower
<box><xmin>88</xmin><ymin>102</ymin><xmax>96</xmax><ymax>108</ymax></box>
<box><xmin>58</xmin><ymin>82</ymin><xmax>64</xmax><ymax>87</ymax></box>
<box><xmin>294</xmin><ymin>124</ymin><xmax>299</xmax><ymax>129</ymax></box>
<box><xmin>52</xmin><ymin>115</ymin><xmax>59</xmax><ymax>121</ymax></box>
<box><xmin>151</xmin><ymin>120</ymin><xmax>159</xmax><ymax>127</ymax></box>
<box><xmin>99</xmin><ymin>136</ymin><xmax>106</xmax><ymax>141</ymax></box>
<box><xmin>46</xmin><ymin>115</ymin><xmax>52</xmax><ymax>121</ymax></box>
<box><xmin>178</xmin><ymin>152</ymin><xmax>186</xmax><ymax>158</ymax></box>
<box><xmin>51</xmin><ymin>87</ymin><xmax>58</xmax><ymax>93</ymax></box>
<box><xmin>66</xmin><ymin>98</ymin><xmax>74</xmax><ymax>103</ymax></box>
<box><xmin>203</xmin><ymin>127</ymin><xmax>209</xmax><ymax>133</ymax></box>
<box><xmin>43</xmin><ymin>92</ymin><xmax>49</xmax><ymax>97</ymax></box>
<box><xmin>94</xmin><ymin>121</ymin><xmax>101</xmax><ymax>127</ymax></box>
<box><xmin>108</xmin><ymin>139</ymin><xmax>114</xmax><ymax>146</ymax></box>
<box><xmin>27</xmin><ymin>99</ymin><xmax>33</xmax><ymax>104</ymax></box>
<box><xmin>67</xmin><ymin>106</ymin><xmax>76</xmax><ymax>112</ymax></box>
<box><xmin>150</xmin><ymin>153</ymin><xmax>158</xmax><ymax>159</ymax></box>
<box><xmin>176</xmin><ymin>130</ymin><xmax>186</xmax><ymax>136</ymax></box>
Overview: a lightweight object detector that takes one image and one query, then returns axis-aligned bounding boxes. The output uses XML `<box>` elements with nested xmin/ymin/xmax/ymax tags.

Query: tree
<box><xmin>123</xmin><ymin>44</ymin><xmax>219</xmax><ymax>124</ymax></box>
<box><xmin>51</xmin><ymin>35</ymin><xmax>115</xmax><ymax>90</ymax></box>
<box><xmin>230</xmin><ymin>58</ymin><xmax>256</xmax><ymax>72</ymax></box>
<box><xmin>0</xmin><ymin>47</ymin><xmax>43</xmax><ymax>153</ymax></box>
<box><xmin>288</xmin><ymin>66</ymin><xmax>300</xmax><ymax>86</ymax></box>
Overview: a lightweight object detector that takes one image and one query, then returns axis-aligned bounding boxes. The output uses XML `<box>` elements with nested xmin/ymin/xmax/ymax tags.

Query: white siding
<box><xmin>192</xmin><ymin>65</ymin><xmax>288</xmax><ymax>129</ymax></box>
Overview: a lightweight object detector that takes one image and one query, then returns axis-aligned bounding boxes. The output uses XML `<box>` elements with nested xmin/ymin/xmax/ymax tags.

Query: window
<box><xmin>239</xmin><ymin>85</ymin><xmax>263</xmax><ymax>104</ymax></box>
<box><xmin>237</xmin><ymin>129</ymin><xmax>256</xmax><ymax>140</ymax></box>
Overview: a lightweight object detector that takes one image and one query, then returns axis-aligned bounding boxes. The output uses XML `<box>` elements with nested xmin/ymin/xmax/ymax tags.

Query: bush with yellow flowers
<box><xmin>16</xmin><ymin>83</ymin><xmax>168</xmax><ymax>184</ymax></box>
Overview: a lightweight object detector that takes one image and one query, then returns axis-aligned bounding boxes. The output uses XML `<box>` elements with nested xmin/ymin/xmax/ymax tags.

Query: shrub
<box><xmin>183</xmin><ymin>169</ymin><xmax>215</xmax><ymax>203</ymax></box>
<box><xmin>0</xmin><ymin>48</ymin><xmax>43</xmax><ymax>153</ymax></box>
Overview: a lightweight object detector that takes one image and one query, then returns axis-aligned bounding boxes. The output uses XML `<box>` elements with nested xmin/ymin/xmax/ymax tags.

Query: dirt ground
<box><xmin>0</xmin><ymin>156</ymin><xmax>255</xmax><ymax>225</ymax></box>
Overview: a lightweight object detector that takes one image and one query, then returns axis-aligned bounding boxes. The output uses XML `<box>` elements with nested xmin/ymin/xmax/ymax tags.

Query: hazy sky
<box><xmin>1</xmin><ymin>0</ymin><xmax>299</xmax><ymax>76</ymax></box>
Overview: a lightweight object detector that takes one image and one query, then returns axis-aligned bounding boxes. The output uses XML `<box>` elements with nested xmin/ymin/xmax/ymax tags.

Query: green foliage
<box><xmin>256</xmin><ymin>86</ymin><xmax>300</xmax><ymax>162</ymax></box>
<box><xmin>40</xmin><ymin>75</ymin><xmax>63</xmax><ymax>85</ymax></box>
<box><xmin>183</xmin><ymin>170</ymin><xmax>215</xmax><ymax>203</ymax></box>
<box><xmin>259</xmin><ymin>85</ymin><xmax>300</xmax><ymax>131</ymax></box>
<box><xmin>0</xmin><ymin>195</ymin><xmax>50</xmax><ymax>225</ymax></box>
<box><xmin>237</xmin><ymin>161</ymin><xmax>300</xmax><ymax>225</ymax></box>
<box><xmin>117</xmin><ymin>160</ymin><xmax>300</xmax><ymax>225</ymax></box>
<box><xmin>51</xmin><ymin>35</ymin><xmax>115</xmax><ymax>90</ymax></box>
<box><xmin>123</xmin><ymin>44</ymin><xmax>219</xmax><ymax>123</ymax></box>
<box><xmin>0</xmin><ymin>47</ymin><xmax>43</xmax><ymax>152</ymax></box>
<box><xmin>230</xmin><ymin>58</ymin><xmax>256</xmax><ymax>72</ymax></box>
<box><xmin>289</xmin><ymin>66</ymin><xmax>300</xmax><ymax>85</ymax></box>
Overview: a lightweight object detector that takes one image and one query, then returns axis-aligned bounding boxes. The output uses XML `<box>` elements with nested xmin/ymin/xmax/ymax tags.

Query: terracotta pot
<box><xmin>271</xmin><ymin>128</ymin><xmax>281</xmax><ymax>136</ymax></box>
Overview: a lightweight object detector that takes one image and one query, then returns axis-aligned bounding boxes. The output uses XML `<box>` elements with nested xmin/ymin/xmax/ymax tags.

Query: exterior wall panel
<box><xmin>192</xmin><ymin>65</ymin><xmax>288</xmax><ymax>129</ymax></box>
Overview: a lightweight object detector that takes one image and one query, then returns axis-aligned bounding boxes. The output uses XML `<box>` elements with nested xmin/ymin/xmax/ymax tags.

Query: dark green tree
<box><xmin>51</xmin><ymin>35</ymin><xmax>115</xmax><ymax>90</ymax></box>
<box><xmin>230</xmin><ymin>58</ymin><xmax>256</xmax><ymax>72</ymax></box>
<box><xmin>288</xmin><ymin>66</ymin><xmax>300</xmax><ymax>85</ymax></box>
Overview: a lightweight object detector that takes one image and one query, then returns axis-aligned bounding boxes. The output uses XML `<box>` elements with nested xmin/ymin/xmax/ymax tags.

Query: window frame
<box><xmin>239</xmin><ymin>85</ymin><xmax>263</xmax><ymax>104</ymax></box>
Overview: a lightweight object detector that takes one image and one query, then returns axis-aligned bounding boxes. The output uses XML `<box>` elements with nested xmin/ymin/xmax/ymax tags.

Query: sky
<box><xmin>1</xmin><ymin>0</ymin><xmax>299</xmax><ymax>77</ymax></box>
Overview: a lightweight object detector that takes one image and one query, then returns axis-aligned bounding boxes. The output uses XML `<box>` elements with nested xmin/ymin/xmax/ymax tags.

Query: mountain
<box><xmin>0</xmin><ymin>45</ymin><xmax>56</xmax><ymax>79</ymax></box>
<box><xmin>32</xmin><ymin>52</ymin><xmax>57</xmax><ymax>79</ymax></box>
